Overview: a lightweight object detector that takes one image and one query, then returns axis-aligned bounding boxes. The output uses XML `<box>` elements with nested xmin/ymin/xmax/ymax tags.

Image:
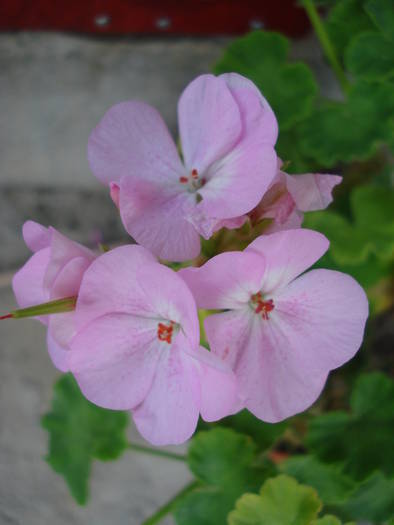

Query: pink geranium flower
<box><xmin>88</xmin><ymin>73</ymin><xmax>278</xmax><ymax>261</ymax></box>
<box><xmin>12</xmin><ymin>221</ymin><xmax>96</xmax><ymax>371</ymax></box>
<box><xmin>69</xmin><ymin>245</ymin><xmax>237</xmax><ymax>445</ymax></box>
<box><xmin>248</xmin><ymin>161</ymin><xmax>343</xmax><ymax>232</ymax></box>
<box><xmin>180</xmin><ymin>229</ymin><xmax>368</xmax><ymax>422</ymax></box>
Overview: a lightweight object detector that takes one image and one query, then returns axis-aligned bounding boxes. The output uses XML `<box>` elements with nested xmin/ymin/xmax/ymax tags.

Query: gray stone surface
<box><xmin>0</xmin><ymin>185</ymin><xmax>128</xmax><ymax>271</ymax></box>
<box><xmin>0</xmin><ymin>283</ymin><xmax>190</xmax><ymax>525</ymax></box>
<box><xmin>0</xmin><ymin>33</ymin><xmax>229</xmax><ymax>188</ymax></box>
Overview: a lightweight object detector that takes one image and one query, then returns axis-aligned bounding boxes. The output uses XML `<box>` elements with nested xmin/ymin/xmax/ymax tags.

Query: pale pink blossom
<box><xmin>12</xmin><ymin>221</ymin><xmax>96</xmax><ymax>371</ymax></box>
<box><xmin>180</xmin><ymin>229</ymin><xmax>368</xmax><ymax>422</ymax></box>
<box><xmin>249</xmin><ymin>161</ymin><xmax>342</xmax><ymax>232</ymax></box>
<box><xmin>69</xmin><ymin>245</ymin><xmax>237</xmax><ymax>445</ymax></box>
<box><xmin>88</xmin><ymin>73</ymin><xmax>278</xmax><ymax>261</ymax></box>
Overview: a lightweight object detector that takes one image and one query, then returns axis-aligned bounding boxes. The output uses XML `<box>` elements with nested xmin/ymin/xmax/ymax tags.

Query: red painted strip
<box><xmin>0</xmin><ymin>1</ymin><xmax>309</xmax><ymax>37</ymax></box>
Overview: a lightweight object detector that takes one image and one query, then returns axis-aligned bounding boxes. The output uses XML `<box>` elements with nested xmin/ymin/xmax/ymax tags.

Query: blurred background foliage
<box><xmin>42</xmin><ymin>1</ymin><xmax>394</xmax><ymax>523</ymax></box>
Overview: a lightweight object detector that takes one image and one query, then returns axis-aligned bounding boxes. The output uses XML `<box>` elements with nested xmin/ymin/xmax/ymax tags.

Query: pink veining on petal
<box><xmin>189</xmin><ymin>230</ymin><xmax>368</xmax><ymax>423</ymax></box>
<box><xmin>88</xmin><ymin>73</ymin><xmax>280</xmax><ymax>260</ymax></box>
<box><xmin>70</xmin><ymin>248</ymin><xmax>237</xmax><ymax>445</ymax></box>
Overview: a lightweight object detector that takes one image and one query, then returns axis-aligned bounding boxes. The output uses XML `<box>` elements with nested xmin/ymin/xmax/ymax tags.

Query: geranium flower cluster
<box><xmin>8</xmin><ymin>73</ymin><xmax>368</xmax><ymax>445</ymax></box>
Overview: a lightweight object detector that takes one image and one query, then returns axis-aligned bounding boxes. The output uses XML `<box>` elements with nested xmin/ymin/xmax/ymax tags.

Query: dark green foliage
<box><xmin>41</xmin><ymin>374</ymin><xmax>129</xmax><ymax>504</ymax></box>
<box><xmin>299</xmin><ymin>81</ymin><xmax>394</xmax><ymax>166</ymax></box>
<box><xmin>220</xmin><ymin>409</ymin><xmax>288</xmax><ymax>451</ymax></box>
<box><xmin>307</xmin><ymin>373</ymin><xmax>394</xmax><ymax>481</ymax></box>
<box><xmin>174</xmin><ymin>428</ymin><xmax>276</xmax><ymax>525</ymax></box>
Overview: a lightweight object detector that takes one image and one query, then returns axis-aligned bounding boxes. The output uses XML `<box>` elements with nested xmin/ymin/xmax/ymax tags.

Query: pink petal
<box><xmin>251</xmin><ymin>172</ymin><xmax>294</xmax><ymax>225</ymax></box>
<box><xmin>44</xmin><ymin>228</ymin><xmax>95</xmax><ymax>290</ymax></box>
<box><xmin>178</xmin><ymin>74</ymin><xmax>242</xmax><ymax>173</ymax></box>
<box><xmin>70</xmin><ymin>313</ymin><xmax>161</xmax><ymax>410</ymax></box>
<box><xmin>75</xmin><ymin>247</ymin><xmax>199</xmax><ymax>347</ymax></box>
<box><xmin>48</xmin><ymin>311</ymin><xmax>76</xmax><ymax>350</ymax></box>
<box><xmin>12</xmin><ymin>248</ymin><xmax>51</xmax><ymax>321</ymax></box>
<box><xmin>75</xmin><ymin>245</ymin><xmax>156</xmax><ymax>329</ymax></box>
<box><xmin>22</xmin><ymin>221</ymin><xmax>51</xmax><ymax>252</ymax></box>
<box><xmin>179</xmin><ymin>250</ymin><xmax>265</xmax><ymax>310</ymax></box>
<box><xmin>50</xmin><ymin>256</ymin><xmax>93</xmax><ymax>299</ymax></box>
<box><xmin>109</xmin><ymin>182</ymin><xmax>120</xmax><ymax>209</ymax></box>
<box><xmin>205</xmin><ymin>268</ymin><xmax>368</xmax><ymax>423</ymax></box>
<box><xmin>204</xmin><ymin>309</ymin><xmax>253</xmax><ymax>371</ymax></box>
<box><xmin>264</xmin><ymin>209</ymin><xmax>304</xmax><ymax>233</ymax></box>
<box><xmin>235</xmin><ymin>317</ymin><xmax>329</xmax><ymax>422</ymax></box>
<box><xmin>192</xmin><ymin>346</ymin><xmax>238</xmax><ymax>422</ymax></box>
<box><xmin>132</xmin><ymin>333</ymin><xmax>201</xmax><ymax>445</ymax></box>
<box><xmin>285</xmin><ymin>173</ymin><xmax>342</xmax><ymax>212</ymax></box>
<box><xmin>214</xmin><ymin>215</ymin><xmax>248</xmax><ymax>233</ymax></box>
<box><xmin>47</xmin><ymin>330</ymin><xmax>70</xmax><ymax>372</ymax></box>
<box><xmin>272</xmin><ymin>269</ymin><xmax>369</xmax><ymax>372</ymax></box>
<box><xmin>119</xmin><ymin>176</ymin><xmax>201</xmax><ymax>261</ymax></box>
<box><xmin>193</xmin><ymin>78</ymin><xmax>278</xmax><ymax>223</ymax></box>
<box><xmin>204</xmin><ymin>308</ymin><xmax>329</xmax><ymax>422</ymax></box>
<box><xmin>195</xmin><ymin>142</ymin><xmax>277</xmax><ymax>221</ymax></box>
<box><xmin>88</xmin><ymin>101</ymin><xmax>184</xmax><ymax>186</ymax></box>
<box><xmin>220</xmin><ymin>73</ymin><xmax>278</xmax><ymax>146</ymax></box>
<box><xmin>246</xmin><ymin>229</ymin><xmax>329</xmax><ymax>294</ymax></box>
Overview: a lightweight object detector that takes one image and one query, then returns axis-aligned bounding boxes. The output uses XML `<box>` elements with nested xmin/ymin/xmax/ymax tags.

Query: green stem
<box><xmin>3</xmin><ymin>296</ymin><xmax>77</xmax><ymax>319</ymax></box>
<box><xmin>128</xmin><ymin>442</ymin><xmax>186</xmax><ymax>462</ymax></box>
<box><xmin>141</xmin><ymin>480</ymin><xmax>200</xmax><ymax>525</ymax></box>
<box><xmin>302</xmin><ymin>0</ymin><xmax>351</xmax><ymax>94</ymax></box>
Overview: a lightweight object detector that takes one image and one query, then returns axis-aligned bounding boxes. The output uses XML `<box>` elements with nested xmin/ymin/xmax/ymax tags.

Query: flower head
<box><xmin>88</xmin><ymin>73</ymin><xmax>278</xmax><ymax>261</ymax></box>
<box><xmin>12</xmin><ymin>221</ymin><xmax>96</xmax><ymax>371</ymax></box>
<box><xmin>180</xmin><ymin>229</ymin><xmax>368</xmax><ymax>422</ymax></box>
<box><xmin>248</xmin><ymin>160</ymin><xmax>342</xmax><ymax>232</ymax></box>
<box><xmin>69</xmin><ymin>245</ymin><xmax>237</xmax><ymax>445</ymax></box>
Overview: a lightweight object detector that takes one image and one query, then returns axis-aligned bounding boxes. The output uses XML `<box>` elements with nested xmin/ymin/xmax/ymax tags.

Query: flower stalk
<box><xmin>302</xmin><ymin>0</ymin><xmax>351</xmax><ymax>95</ymax></box>
<box><xmin>141</xmin><ymin>480</ymin><xmax>200</xmax><ymax>525</ymax></box>
<box><xmin>128</xmin><ymin>442</ymin><xmax>186</xmax><ymax>462</ymax></box>
<box><xmin>1</xmin><ymin>296</ymin><xmax>77</xmax><ymax>320</ymax></box>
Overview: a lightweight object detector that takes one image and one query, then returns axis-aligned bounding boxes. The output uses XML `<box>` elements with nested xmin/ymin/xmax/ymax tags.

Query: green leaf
<box><xmin>303</xmin><ymin>211</ymin><xmax>366</xmax><ymax>265</ymax></box>
<box><xmin>299</xmin><ymin>81</ymin><xmax>394</xmax><ymax>166</ymax></box>
<box><xmin>41</xmin><ymin>374</ymin><xmax>129</xmax><ymax>504</ymax></box>
<box><xmin>345</xmin><ymin>32</ymin><xmax>394</xmax><ymax>82</ymax></box>
<box><xmin>174</xmin><ymin>428</ymin><xmax>275</xmax><ymax>525</ymax></box>
<box><xmin>307</xmin><ymin>372</ymin><xmax>394</xmax><ymax>481</ymax></box>
<box><xmin>351</xmin><ymin>184</ymin><xmax>394</xmax><ymax>259</ymax></box>
<box><xmin>281</xmin><ymin>456</ymin><xmax>355</xmax><ymax>506</ymax></box>
<box><xmin>326</xmin><ymin>0</ymin><xmax>375</xmax><ymax>57</ymax></box>
<box><xmin>228</xmin><ymin>475</ymin><xmax>321</xmax><ymax>525</ymax></box>
<box><xmin>338</xmin><ymin>472</ymin><xmax>394</xmax><ymax>522</ymax></box>
<box><xmin>276</xmin><ymin>129</ymin><xmax>317</xmax><ymax>174</ymax></box>
<box><xmin>214</xmin><ymin>31</ymin><xmax>318</xmax><ymax>130</ymax></box>
<box><xmin>220</xmin><ymin>409</ymin><xmax>288</xmax><ymax>451</ymax></box>
<box><xmin>304</xmin><ymin>184</ymin><xmax>394</xmax><ymax>264</ymax></box>
<box><xmin>365</xmin><ymin>0</ymin><xmax>394</xmax><ymax>40</ymax></box>
<box><xmin>188</xmin><ymin>428</ymin><xmax>257</xmax><ymax>489</ymax></box>
<box><xmin>312</xmin><ymin>517</ymin><xmax>354</xmax><ymax>525</ymax></box>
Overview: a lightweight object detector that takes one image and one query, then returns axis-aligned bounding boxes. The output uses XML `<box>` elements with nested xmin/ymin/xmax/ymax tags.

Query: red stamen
<box><xmin>157</xmin><ymin>321</ymin><xmax>175</xmax><ymax>344</ymax></box>
<box><xmin>191</xmin><ymin>169</ymin><xmax>198</xmax><ymax>179</ymax></box>
<box><xmin>251</xmin><ymin>294</ymin><xmax>275</xmax><ymax>320</ymax></box>
<box><xmin>179</xmin><ymin>176</ymin><xmax>188</xmax><ymax>184</ymax></box>
<box><xmin>0</xmin><ymin>313</ymin><xmax>13</xmax><ymax>320</ymax></box>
